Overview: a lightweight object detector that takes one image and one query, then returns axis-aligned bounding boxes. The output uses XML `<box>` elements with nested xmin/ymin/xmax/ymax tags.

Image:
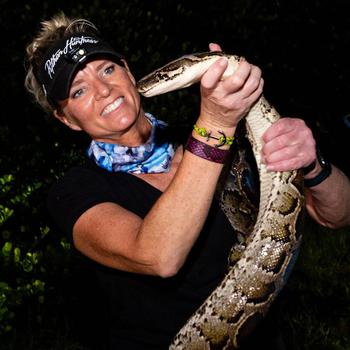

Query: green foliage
<box><xmin>0</xmin><ymin>123</ymin><xmax>84</xmax><ymax>347</ymax></box>
<box><xmin>1</xmin><ymin>173</ymin><xmax>40</xmax><ymax>332</ymax></box>
<box><xmin>0</xmin><ymin>170</ymin><xmax>62</xmax><ymax>336</ymax></box>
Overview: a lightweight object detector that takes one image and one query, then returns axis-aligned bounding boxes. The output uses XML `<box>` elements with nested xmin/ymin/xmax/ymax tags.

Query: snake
<box><xmin>136</xmin><ymin>51</ymin><xmax>304</xmax><ymax>349</ymax></box>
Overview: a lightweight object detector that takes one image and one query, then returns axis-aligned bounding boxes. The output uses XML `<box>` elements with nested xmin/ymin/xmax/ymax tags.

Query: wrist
<box><xmin>196</xmin><ymin>114</ymin><xmax>237</xmax><ymax>136</ymax></box>
<box><xmin>304</xmin><ymin>147</ymin><xmax>332</xmax><ymax>187</ymax></box>
<box><xmin>193</xmin><ymin>120</ymin><xmax>236</xmax><ymax>150</ymax></box>
<box><xmin>185</xmin><ymin>135</ymin><xmax>231</xmax><ymax>164</ymax></box>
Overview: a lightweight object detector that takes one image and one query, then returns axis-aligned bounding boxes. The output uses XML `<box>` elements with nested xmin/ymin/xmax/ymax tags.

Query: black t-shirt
<box><xmin>47</xmin><ymin>158</ymin><xmax>237</xmax><ymax>349</ymax></box>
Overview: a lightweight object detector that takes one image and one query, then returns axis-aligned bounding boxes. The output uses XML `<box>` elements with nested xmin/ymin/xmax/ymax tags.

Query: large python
<box><xmin>136</xmin><ymin>51</ymin><xmax>304</xmax><ymax>349</ymax></box>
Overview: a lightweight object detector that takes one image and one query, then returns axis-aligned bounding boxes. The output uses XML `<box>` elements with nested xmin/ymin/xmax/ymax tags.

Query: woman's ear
<box><xmin>53</xmin><ymin>108</ymin><xmax>82</xmax><ymax>131</ymax></box>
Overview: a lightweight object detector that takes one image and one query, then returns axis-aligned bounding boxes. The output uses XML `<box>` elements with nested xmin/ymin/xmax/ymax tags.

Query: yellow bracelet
<box><xmin>193</xmin><ymin>124</ymin><xmax>235</xmax><ymax>148</ymax></box>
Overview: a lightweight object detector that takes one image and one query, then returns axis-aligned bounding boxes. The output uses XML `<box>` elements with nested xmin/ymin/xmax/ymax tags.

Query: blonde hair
<box><xmin>24</xmin><ymin>12</ymin><xmax>99</xmax><ymax>113</ymax></box>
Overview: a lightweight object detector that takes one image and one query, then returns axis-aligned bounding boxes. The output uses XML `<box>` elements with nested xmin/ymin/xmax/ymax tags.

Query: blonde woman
<box><xmin>25</xmin><ymin>12</ymin><xmax>350</xmax><ymax>350</ymax></box>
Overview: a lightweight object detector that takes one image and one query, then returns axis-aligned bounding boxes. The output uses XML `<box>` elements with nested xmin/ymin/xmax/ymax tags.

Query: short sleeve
<box><xmin>46</xmin><ymin>162</ymin><xmax>161</xmax><ymax>241</ymax></box>
<box><xmin>46</xmin><ymin>166</ymin><xmax>115</xmax><ymax>239</ymax></box>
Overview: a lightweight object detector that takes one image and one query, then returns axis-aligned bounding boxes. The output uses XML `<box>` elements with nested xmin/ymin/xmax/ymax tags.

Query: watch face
<box><xmin>316</xmin><ymin>147</ymin><xmax>329</xmax><ymax>168</ymax></box>
<box><xmin>304</xmin><ymin>146</ymin><xmax>332</xmax><ymax>187</ymax></box>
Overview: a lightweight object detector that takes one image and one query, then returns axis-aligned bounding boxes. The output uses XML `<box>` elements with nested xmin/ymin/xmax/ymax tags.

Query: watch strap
<box><xmin>304</xmin><ymin>164</ymin><xmax>332</xmax><ymax>187</ymax></box>
<box><xmin>302</xmin><ymin>160</ymin><xmax>316</xmax><ymax>175</ymax></box>
<box><xmin>304</xmin><ymin>147</ymin><xmax>332</xmax><ymax>187</ymax></box>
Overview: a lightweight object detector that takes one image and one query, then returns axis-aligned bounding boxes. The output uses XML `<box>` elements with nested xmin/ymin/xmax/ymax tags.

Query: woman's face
<box><xmin>55</xmin><ymin>58</ymin><xmax>142</xmax><ymax>143</ymax></box>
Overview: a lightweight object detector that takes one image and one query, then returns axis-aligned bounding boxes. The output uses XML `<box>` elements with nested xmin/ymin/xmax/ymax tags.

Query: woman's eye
<box><xmin>104</xmin><ymin>64</ymin><xmax>115</xmax><ymax>75</ymax></box>
<box><xmin>72</xmin><ymin>88</ymin><xmax>84</xmax><ymax>99</ymax></box>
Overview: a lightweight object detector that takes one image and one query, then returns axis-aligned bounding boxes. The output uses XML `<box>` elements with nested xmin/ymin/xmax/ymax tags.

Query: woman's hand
<box><xmin>262</xmin><ymin>117</ymin><xmax>316</xmax><ymax>172</ymax></box>
<box><xmin>198</xmin><ymin>43</ymin><xmax>264</xmax><ymax>132</ymax></box>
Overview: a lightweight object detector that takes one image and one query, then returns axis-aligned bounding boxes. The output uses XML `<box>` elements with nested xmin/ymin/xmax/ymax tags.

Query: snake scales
<box><xmin>137</xmin><ymin>51</ymin><xmax>304</xmax><ymax>349</ymax></box>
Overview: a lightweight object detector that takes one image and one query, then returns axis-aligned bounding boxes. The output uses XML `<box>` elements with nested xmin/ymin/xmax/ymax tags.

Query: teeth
<box><xmin>102</xmin><ymin>97</ymin><xmax>124</xmax><ymax>116</ymax></box>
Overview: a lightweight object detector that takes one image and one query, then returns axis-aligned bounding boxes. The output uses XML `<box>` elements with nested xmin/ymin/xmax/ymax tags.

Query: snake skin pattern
<box><xmin>137</xmin><ymin>52</ymin><xmax>304</xmax><ymax>349</ymax></box>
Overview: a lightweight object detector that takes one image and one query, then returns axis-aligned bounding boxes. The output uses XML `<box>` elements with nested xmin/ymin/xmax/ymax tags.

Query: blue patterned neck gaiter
<box><xmin>87</xmin><ymin>113</ymin><xmax>176</xmax><ymax>174</ymax></box>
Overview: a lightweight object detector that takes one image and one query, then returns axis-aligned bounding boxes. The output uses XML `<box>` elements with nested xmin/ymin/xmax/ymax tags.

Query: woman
<box><xmin>24</xmin><ymin>12</ymin><xmax>350</xmax><ymax>350</ymax></box>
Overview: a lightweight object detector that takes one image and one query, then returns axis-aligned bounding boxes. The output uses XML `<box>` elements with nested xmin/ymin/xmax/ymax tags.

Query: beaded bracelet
<box><xmin>193</xmin><ymin>124</ymin><xmax>235</xmax><ymax>148</ymax></box>
<box><xmin>185</xmin><ymin>135</ymin><xmax>230</xmax><ymax>164</ymax></box>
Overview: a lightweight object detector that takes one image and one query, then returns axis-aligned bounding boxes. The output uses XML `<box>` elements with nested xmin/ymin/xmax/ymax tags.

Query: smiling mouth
<box><xmin>102</xmin><ymin>97</ymin><xmax>124</xmax><ymax>116</ymax></box>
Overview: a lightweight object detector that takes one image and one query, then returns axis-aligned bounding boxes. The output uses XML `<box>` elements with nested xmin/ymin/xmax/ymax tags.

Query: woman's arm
<box><xmin>73</xmin><ymin>49</ymin><xmax>263</xmax><ymax>277</ymax></box>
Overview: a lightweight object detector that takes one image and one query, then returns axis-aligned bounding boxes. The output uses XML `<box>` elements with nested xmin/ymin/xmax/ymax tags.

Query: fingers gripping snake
<box><xmin>137</xmin><ymin>51</ymin><xmax>304</xmax><ymax>349</ymax></box>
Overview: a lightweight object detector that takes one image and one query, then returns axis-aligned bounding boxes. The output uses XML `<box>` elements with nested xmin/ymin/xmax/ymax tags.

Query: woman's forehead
<box><xmin>71</xmin><ymin>58</ymin><xmax>117</xmax><ymax>83</ymax></box>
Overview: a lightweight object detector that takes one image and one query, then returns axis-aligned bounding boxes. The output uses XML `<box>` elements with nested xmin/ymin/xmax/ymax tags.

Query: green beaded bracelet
<box><xmin>193</xmin><ymin>124</ymin><xmax>235</xmax><ymax>148</ymax></box>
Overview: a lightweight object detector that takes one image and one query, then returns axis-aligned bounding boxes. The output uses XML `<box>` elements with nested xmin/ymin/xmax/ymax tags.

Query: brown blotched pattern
<box><xmin>137</xmin><ymin>53</ymin><xmax>304</xmax><ymax>349</ymax></box>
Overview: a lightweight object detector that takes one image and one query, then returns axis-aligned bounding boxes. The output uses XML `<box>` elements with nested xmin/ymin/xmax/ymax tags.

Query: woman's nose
<box><xmin>94</xmin><ymin>79</ymin><xmax>111</xmax><ymax>99</ymax></box>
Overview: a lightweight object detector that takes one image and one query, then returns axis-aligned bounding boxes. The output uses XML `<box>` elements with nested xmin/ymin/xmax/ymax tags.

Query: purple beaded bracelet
<box><xmin>185</xmin><ymin>135</ymin><xmax>230</xmax><ymax>164</ymax></box>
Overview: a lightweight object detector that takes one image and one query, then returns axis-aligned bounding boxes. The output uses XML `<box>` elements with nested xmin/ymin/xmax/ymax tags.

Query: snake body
<box><xmin>137</xmin><ymin>51</ymin><xmax>304</xmax><ymax>349</ymax></box>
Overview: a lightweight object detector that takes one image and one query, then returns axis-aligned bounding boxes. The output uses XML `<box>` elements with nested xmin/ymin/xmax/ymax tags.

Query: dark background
<box><xmin>1</xmin><ymin>1</ymin><xmax>349</xmax><ymax>349</ymax></box>
<box><xmin>2</xmin><ymin>0</ymin><xmax>350</xmax><ymax>172</ymax></box>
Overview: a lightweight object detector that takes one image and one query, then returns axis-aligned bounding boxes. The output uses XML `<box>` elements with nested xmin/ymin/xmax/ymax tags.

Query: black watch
<box><xmin>304</xmin><ymin>147</ymin><xmax>332</xmax><ymax>188</ymax></box>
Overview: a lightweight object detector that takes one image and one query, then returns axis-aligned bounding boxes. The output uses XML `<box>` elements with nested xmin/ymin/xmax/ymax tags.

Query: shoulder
<box><xmin>46</xmin><ymin>160</ymin><xmax>119</xmax><ymax>236</ymax></box>
<box><xmin>46</xmin><ymin>160</ymin><xmax>158</xmax><ymax>236</ymax></box>
<box><xmin>50</xmin><ymin>161</ymin><xmax>107</xmax><ymax>192</ymax></box>
<box><xmin>47</xmin><ymin>162</ymin><xmax>108</xmax><ymax>205</ymax></box>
